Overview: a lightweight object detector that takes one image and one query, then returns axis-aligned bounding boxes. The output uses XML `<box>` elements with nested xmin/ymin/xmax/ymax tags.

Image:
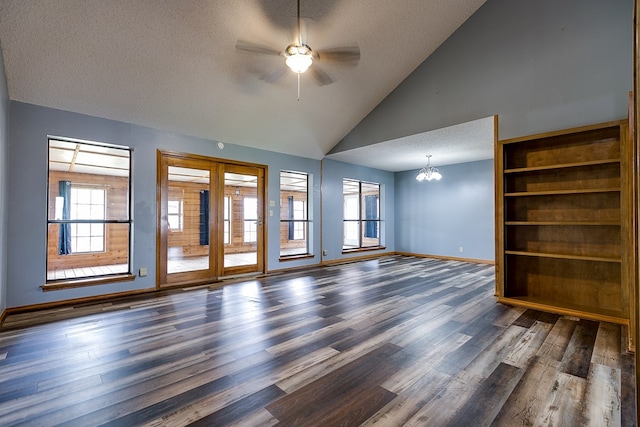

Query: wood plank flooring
<box><xmin>0</xmin><ymin>255</ymin><xmax>636</xmax><ymax>426</ymax></box>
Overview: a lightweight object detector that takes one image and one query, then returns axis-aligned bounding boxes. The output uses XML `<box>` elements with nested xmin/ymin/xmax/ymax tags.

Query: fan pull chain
<box><xmin>297</xmin><ymin>73</ymin><xmax>301</xmax><ymax>101</ymax></box>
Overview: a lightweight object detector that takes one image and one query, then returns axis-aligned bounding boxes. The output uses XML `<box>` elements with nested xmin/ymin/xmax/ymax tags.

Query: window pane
<box><xmin>91</xmin><ymin>236</ymin><xmax>104</xmax><ymax>252</ymax></box>
<box><xmin>293</xmin><ymin>221</ymin><xmax>304</xmax><ymax>240</ymax></box>
<box><xmin>47</xmin><ymin>139</ymin><xmax>131</xmax><ymax>282</ymax></box>
<box><xmin>363</xmin><ymin>195</ymin><xmax>379</xmax><ymax>221</ymax></box>
<box><xmin>280</xmin><ymin>221</ymin><xmax>308</xmax><ymax>256</ymax></box>
<box><xmin>342</xmin><ymin>179</ymin><xmax>381</xmax><ymax>250</ymax></box>
<box><xmin>343</xmin><ymin>179</ymin><xmax>360</xmax><ymax>194</ymax></box>
<box><xmin>168</xmin><ymin>215</ymin><xmax>179</xmax><ymax>230</ymax></box>
<box><xmin>90</xmin><ymin>204</ymin><xmax>105</xmax><ymax>219</ymax></box>
<box><xmin>293</xmin><ymin>200</ymin><xmax>305</xmax><ymax>220</ymax></box>
<box><xmin>75</xmin><ymin>188</ymin><xmax>91</xmax><ymax>204</ymax></box>
<box><xmin>362</xmin><ymin>221</ymin><xmax>380</xmax><ymax>247</ymax></box>
<box><xmin>168</xmin><ymin>200</ymin><xmax>180</xmax><ymax>214</ymax></box>
<box><xmin>75</xmin><ymin>236</ymin><xmax>90</xmax><ymax>253</ymax></box>
<box><xmin>75</xmin><ymin>223</ymin><xmax>90</xmax><ymax>236</ymax></box>
<box><xmin>224</xmin><ymin>196</ymin><xmax>230</xmax><ymax>244</ymax></box>
<box><xmin>244</xmin><ymin>197</ymin><xmax>257</xmax><ymax>220</ymax></box>
<box><xmin>343</xmin><ymin>195</ymin><xmax>359</xmax><ymax>220</ymax></box>
<box><xmin>47</xmin><ymin>222</ymin><xmax>129</xmax><ymax>281</ymax></box>
<box><xmin>280</xmin><ymin>171</ymin><xmax>310</xmax><ymax>256</ymax></box>
<box><xmin>343</xmin><ymin>221</ymin><xmax>359</xmax><ymax>248</ymax></box>
<box><xmin>90</xmin><ymin>223</ymin><xmax>104</xmax><ymax>235</ymax></box>
<box><xmin>244</xmin><ymin>220</ymin><xmax>257</xmax><ymax>242</ymax></box>
<box><xmin>224</xmin><ymin>197</ymin><xmax>230</xmax><ymax>220</ymax></box>
<box><xmin>167</xmin><ymin>186</ymin><xmax>184</xmax><ymax>233</ymax></box>
<box><xmin>167</xmin><ymin>200</ymin><xmax>183</xmax><ymax>231</ymax></box>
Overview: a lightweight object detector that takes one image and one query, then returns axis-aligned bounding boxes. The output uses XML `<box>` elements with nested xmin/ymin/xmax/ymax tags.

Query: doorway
<box><xmin>157</xmin><ymin>151</ymin><xmax>265</xmax><ymax>288</ymax></box>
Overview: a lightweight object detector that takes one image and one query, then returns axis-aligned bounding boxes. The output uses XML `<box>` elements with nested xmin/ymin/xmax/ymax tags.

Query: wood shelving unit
<box><xmin>495</xmin><ymin>120</ymin><xmax>634</xmax><ymax>331</ymax></box>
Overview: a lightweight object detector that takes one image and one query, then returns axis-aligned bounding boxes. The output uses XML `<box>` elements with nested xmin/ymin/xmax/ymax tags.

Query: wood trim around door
<box><xmin>156</xmin><ymin>150</ymin><xmax>267</xmax><ymax>288</ymax></box>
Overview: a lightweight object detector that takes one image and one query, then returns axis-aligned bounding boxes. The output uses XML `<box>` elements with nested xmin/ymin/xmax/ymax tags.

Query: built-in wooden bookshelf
<box><xmin>495</xmin><ymin>121</ymin><xmax>634</xmax><ymax>334</ymax></box>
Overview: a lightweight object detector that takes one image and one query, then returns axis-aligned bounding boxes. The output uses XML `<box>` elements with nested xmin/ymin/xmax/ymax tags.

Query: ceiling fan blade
<box><xmin>308</xmin><ymin>65</ymin><xmax>334</xmax><ymax>86</ymax></box>
<box><xmin>236</xmin><ymin>40</ymin><xmax>282</xmax><ymax>56</ymax></box>
<box><xmin>262</xmin><ymin>66</ymin><xmax>288</xmax><ymax>84</ymax></box>
<box><xmin>315</xmin><ymin>45</ymin><xmax>360</xmax><ymax>65</ymax></box>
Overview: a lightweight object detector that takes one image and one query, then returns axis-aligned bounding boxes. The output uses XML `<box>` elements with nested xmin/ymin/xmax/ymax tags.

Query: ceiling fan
<box><xmin>236</xmin><ymin>0</ymin><xmax>360</xmax><ymax>98</ymax></box>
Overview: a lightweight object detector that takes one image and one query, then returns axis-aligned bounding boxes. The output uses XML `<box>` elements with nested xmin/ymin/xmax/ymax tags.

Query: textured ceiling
<box><xmin>0</xmin><ymin>0</ymin><xmax>487</xmax><ymax>162</ymax></box>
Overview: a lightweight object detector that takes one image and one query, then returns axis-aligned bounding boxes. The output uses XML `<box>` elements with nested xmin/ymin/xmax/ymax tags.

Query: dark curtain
<box><xmin>58</xmin><ymin>180</ymin><xmax>72</xmax><ymax>255</ymax></box>
<box><xmin>364</xmin><ymin>195</ymin><xmax>378</xmax><ymax>238</ymax></box>
<box><xmin>199</xmin><ymin>190</ymin><xmax>209</xmax><ymax>245</ymax></box>
<box><xmin>288</xmin><ymin>196</ymin><xmax>294</xmax><ymax>240</ymax></box>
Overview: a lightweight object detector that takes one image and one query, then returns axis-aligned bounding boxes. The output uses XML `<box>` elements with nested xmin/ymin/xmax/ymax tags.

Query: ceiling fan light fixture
<box><xmin>285</xmin><ymin>44</ymin><xmax>313</xmax><ymax>73</ymax></box>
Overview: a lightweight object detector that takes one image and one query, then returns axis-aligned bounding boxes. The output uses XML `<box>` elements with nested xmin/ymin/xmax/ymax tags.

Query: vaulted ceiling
<box><xmin>0</xmin><ymin>0</ymin><xmax>487</xmax><ymax>162</ymax></box>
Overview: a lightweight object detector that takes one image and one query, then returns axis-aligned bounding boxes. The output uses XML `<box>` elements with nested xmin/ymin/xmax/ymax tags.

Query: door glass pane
<box><xmin>167</xmin><ymin>166</ymin><xmax>210</xmax><ymax>274</ymax></box>
<box><xmin>224</xmin><ymin>172</ymin><xmax>257</xmax><ymax>268</ymax></box>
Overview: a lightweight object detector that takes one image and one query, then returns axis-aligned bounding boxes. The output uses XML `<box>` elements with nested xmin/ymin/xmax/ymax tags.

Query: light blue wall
<box><xmin>6</xmin><ymin>101</ymin><xmax>322</xmax><ymax>308</ymax></box>
<box><xmin>395</xmin><ymin>160</ymin><xmax>494</xmax><ymax>261</ymax></box>
<box><xmin>321</xmin><ymin>159</ymin><xmax>395</xmax><ymax>261</ymax></box>
<box><xmin>331</xmin><ymin>0</ymin><xmax>632</xmax><ymax>153</ymax></box>
<box><xmin>0</xmin><ymin>45</ymin><xmax>8</xmax><ymax>315</ymax></box>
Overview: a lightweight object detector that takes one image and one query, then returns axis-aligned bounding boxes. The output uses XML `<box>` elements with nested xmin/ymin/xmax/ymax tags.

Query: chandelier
<box><xmin>416</xmin><ymin>155</ymin><xmax>442</xmax><ymax>181</ymax></box>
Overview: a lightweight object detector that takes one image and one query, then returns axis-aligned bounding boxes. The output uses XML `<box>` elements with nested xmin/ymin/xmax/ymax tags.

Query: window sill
<box><xmin>42</xmin><ymin>274</ymin><xmax>136</xmax><ymax>292</ymax></box>
<box><xmin>342</xmin><ymin>246</ymin><xmax>386</xmax><ymax>254</ymax></box>
<box><xmin>279</xmin><ymin>254</ymin><xmax>314</xmax><ymax>262</ymax></box>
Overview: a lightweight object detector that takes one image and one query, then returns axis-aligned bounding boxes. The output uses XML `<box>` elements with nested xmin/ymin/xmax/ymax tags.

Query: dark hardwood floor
<box><xmin>0</xmin><ymin>255</ymin><xmax>636</xmax><ymax>426</ymax></box>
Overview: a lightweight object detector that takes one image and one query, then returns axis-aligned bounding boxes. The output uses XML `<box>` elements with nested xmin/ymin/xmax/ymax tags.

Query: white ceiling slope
<box><xmin>326</xmin><ymin>116</ymin><xmax>495</xmax><ymax>172</ymax></box>
<box><xmin>0</xmin><ymin>0</ymin><xmax>487</xmax><ymax>160</ymax></box>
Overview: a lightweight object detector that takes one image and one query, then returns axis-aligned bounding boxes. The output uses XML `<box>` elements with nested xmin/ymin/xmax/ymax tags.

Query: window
<box><xmin>293</xmin><ymin>200</ymin><xmax>305</xmax><ymax>240</ymax></box>
<box><xmin>343</xmin><ymin>179</ymin><xmax>381</xmax><ymax>250</ymax></box>
<box><xmin>167</xmin><ymin>200</ymin><xmax>183</xmax><ymax>231</ymax></box>
<box><xmin>47</xmin><ymin>138</ymin><xmax>132</xmax><ymax>283</ymax></box>
<box><xmin>280</xmin><ymin>171</ymin><xmax>310</xmax><ymax>257</ymax></box>
<box><xmin>223</xmin><ymin>196</ymin><xmax>231</xmax><ymax>244</ymax></box>
<box><xmin>243</xmin><ymin>197</ymin><xmax>257</xmax><ymax>243</ymax></box>
<box><xmin>70</xmin><ymin>187</ymin><xmax>106</xmax><ymax>252</ymax></box>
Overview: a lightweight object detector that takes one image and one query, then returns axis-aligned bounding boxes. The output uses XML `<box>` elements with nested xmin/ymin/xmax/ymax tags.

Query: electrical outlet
<box><xmin>323</xmin><ymin>250</ymin><xmax>328</xmax><ymax>256</ymax></box>
<box><xmin>139</xmin><ymin>267</ymin><xmax>148</xmax><ymax>277</ymax></box>
<box><xmin>459</xmin><ymin>246</ymin><xmax>464</xmax><ymax>253</ymax></box>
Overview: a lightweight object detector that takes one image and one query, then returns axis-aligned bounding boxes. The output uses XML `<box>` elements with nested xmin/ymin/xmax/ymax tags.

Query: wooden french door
<box><xmin>157</xmin><ymin>152</ymin><xmax>265</xmax><ymax>288</ymax></box>
<box><xmin>221</xmin><ymin>163</ymin><xmax>265</xmax><ymax>276</ymax></box>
